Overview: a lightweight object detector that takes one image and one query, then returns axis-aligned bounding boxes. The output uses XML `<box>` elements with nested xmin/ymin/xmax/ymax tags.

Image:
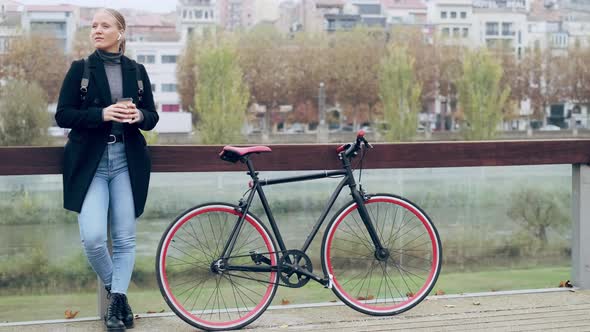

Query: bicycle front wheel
<box><xmin>156</xmin><ymin>203</ymin><xmax>278</xmax><ymax>331</ymax></box>
<box><xmin>322</xmin><ymin>194</ymin><xmax>441</xmax><ymax>316</ymax></box>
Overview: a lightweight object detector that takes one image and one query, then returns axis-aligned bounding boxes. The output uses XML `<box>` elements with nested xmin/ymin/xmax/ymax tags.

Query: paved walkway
<box><xmin>1</xmin><ymin>289</ymin><xmax>589</xmax><ymax>332</ymax></box>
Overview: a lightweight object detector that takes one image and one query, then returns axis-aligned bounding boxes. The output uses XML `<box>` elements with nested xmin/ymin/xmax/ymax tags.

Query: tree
<box><xmin>283</xmin><ymin>33</ymin><xmax>330</xmax><ymax>125</ymax></box>
<box><xmin>71</xmin><ymin>27</ymin><xmax>94</xmax><ymax>59</ymax></box>
<box><xmin>238</xmin><ymin>25</ymin><xmax>290</xmax><ymax>135</ymax></box>
<box><xmin>326</xmin><ymin>27</ymin><xmax>385</xmax><ymax>129</ymax></box>
<box><xmin>507</xmin><ymin>188</ymin><xmax>569</xmax><ymax>247</ymax></box>
<box><xmin>0</xmin><ymin>80</ymin><xmax>50</xmax><ymax>146</ymax></box>
<box><xmin>195</xmin><ymin>41</ymin><xmax>249</xmax><ymax>144</ymax></box>
<box><xmin>0</xmin><ymin>33</ymin><xmax>68</xmax><ymax>103</ymax></box>
<box><xmin>457</xmin><ymin>49</ymin><xmax>510</xmax><ymax>140</ymax></box>
<box><xmin>378</xmin><ymin>45</ymin><xmax>422</xmax><ymax>141</ymax></box>
<box><xmin>177</xmin><ymin>34</ymin><xmax>201</xmax><ymax>120</ymax></box>
<box><xmin>521</xmin><ymin>47</ymin><xmax>559</xmax><ymax>124</ymax></box>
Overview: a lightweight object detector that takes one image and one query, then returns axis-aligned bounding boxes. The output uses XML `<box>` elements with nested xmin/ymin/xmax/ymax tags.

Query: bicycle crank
<box><xmin>278</xmin><ymin>250</ymin><xmax>313</xmax><ymax>288</ymax></box>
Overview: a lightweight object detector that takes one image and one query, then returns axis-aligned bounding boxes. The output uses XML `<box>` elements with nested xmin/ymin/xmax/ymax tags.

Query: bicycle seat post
<box><xmin>243</xmin><ymin>157</ymin><xmax>260</xmax><ymax>181</ymax></box>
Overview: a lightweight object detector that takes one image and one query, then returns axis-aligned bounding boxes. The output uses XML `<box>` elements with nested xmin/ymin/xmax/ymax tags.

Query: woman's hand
<box><xmin>103</xmin><ymin>102</ymin><xmax>133</xmax><ymax>123</ymax></box>
<box><xmin>125</xmin><ymin>104</ymin><xmax>144</xmax><ymax>124</ymax></box>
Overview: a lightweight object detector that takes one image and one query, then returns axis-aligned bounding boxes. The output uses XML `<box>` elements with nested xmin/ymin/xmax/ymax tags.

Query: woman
<box><xmin>55</xmin><ymin>8</ymin><xmax>158</xmax><ymax>332</ymax></box>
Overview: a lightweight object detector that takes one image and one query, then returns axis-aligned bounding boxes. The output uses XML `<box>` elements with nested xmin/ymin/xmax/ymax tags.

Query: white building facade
<box><xmin>177</xmin><ymin>0</ymin><xmax>218</xmax><ymax>42</ymax></box>
<box><xmin>21</xmin><ymin>5</ymin><xmax>78</xmax><ymax>53</ymax></box>
<box><xmin>127</xmin><ymin>41</ymin><xmax>192</xmax><ymax>134</ymax></box>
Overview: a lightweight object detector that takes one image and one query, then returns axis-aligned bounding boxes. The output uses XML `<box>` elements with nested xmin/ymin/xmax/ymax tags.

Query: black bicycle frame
<box><xmin>219</xmin><ymin>153</ymin><xmax>386</xmax><ymax>283</ymax></box>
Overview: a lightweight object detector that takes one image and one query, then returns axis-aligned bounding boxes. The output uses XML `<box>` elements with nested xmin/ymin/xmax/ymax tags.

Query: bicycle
<box><xmin>156</xmin><ymin>131</ymin><xmax>442</xmax><ymax>331</ymax></box>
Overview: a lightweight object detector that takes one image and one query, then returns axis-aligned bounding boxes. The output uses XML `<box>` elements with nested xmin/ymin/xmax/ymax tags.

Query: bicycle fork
<box><xmin>351</xmin><ymin>189</ymin><xmax>389</xmax><ymax>261</ymax></box>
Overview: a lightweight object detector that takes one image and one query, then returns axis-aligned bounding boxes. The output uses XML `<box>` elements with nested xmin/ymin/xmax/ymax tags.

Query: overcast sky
<box><xmin>18</xmin><ymin>0</ymin><xmax>177</xmax><ymax>13</ymax></box>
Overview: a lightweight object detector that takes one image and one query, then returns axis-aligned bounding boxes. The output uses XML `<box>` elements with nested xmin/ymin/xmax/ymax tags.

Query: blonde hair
<box><xmin>100</xmin><ymin>8</ymin><xmax>127</xmax><ymax>54</ymax></box>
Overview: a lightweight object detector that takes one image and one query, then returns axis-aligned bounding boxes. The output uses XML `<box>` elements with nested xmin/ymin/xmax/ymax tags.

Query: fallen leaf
<box><xmin>64</xmin><ymin>309</ymin><xmax>79</xmax><ymax>319</ymax></box>
<box><xmin>435</xmin><ymin>290</ymin><xmax>445</xmax><ymax>296</ymax></box>
<box><xmin>406</xmin><ymin>292</ymin><xmax>415</xmax><ymax>297</ymax></box>
<box><xmin>367</xmin><ymin>295</ymin><xmax>375</xmax><ymax>300</ymax></box>
<box><xmin>558</xmin><ymin>280</ymin><xmax>575</xmax><ymax>288</ymax></box>
<box><xmin>473</xmin><ymin>301</ymin><xmax>481</xmax><ymax>306</ymax></box>
<box><xmin>280</xmin><ymin>325</ymin><xmax>289</xmax><ymax>328</ymax></box>
<box><xmin>444</xmin><ymin>304</ymin><xmax>456</xmax><ymax>308</ymax></box>
<box><xmin>281</xmin><ymin>298</ymin><xmax>290</xmax><ymax>305</ymax></box>
<box><xmin>329</xmin><ymin>300</ymin><xmax>337</xmax><ymax>303</ymax></box>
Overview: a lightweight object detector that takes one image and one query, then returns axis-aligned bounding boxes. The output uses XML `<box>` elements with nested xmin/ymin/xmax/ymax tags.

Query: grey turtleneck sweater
<box><xmin>97</xmin><ymin>50</ymin><xmax>124</xmax><ymax>136</ymax></box>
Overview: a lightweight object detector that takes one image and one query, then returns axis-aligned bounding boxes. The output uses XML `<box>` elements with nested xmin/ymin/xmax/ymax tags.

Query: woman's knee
<box><xmin>81</xmin><ymin>234</ymin><xmax>108</xmax><ymax>252</ymax></box>
<box><xmin>112</xmin><ymin>233</ymin><xmax>136</xmax><ymax>252</ymax></box>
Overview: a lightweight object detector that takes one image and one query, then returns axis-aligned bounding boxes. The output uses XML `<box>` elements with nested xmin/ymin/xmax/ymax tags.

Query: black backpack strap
<box><xmin>80</xmin><ymin>56</ymin><xmax>90</xmax><ymax>101</ymax></box>
<box><xmin>134</xmin><ymin>60</ymin><xmax>144</xmax><ymax>102</ymax></box>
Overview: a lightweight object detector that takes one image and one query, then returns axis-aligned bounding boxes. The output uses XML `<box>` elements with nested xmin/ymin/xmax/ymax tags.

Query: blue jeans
<box><xmin>78</xmin><ymin>141</ymin><xmax>136</xmax><ymax>294</ymax></box>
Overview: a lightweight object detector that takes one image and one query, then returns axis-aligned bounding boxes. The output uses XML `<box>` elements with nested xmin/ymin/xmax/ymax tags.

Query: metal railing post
<box><xmin>572</xmin><ymin>164</ymin><xmax>590</xmax><ymax>289</ymax></box>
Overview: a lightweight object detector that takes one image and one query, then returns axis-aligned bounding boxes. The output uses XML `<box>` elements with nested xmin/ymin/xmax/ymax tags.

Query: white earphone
<box><xmin>117</xmin><ymin>33</ymin><xmax>122</xmax><ymax>41</ymax></box>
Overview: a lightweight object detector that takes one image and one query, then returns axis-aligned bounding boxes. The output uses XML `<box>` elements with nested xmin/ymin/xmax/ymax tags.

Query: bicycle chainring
<box><xmin>278</xmin><ymin>250</ymin><xmax>313</xmax><ymax>288</ymax></box>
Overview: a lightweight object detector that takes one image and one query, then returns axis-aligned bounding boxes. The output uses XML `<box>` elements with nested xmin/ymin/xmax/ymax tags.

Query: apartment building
<box><xmin>0</xmin><ymin>0</ymin><xmax>22</xmax><ymax>54</ymax></box>
<box><xmin>382</xmin><ymin>0</ymin><xmax>427</xmax><ymax>26</ymax></box>
<box><xmin>177</xmin><ymin>0</ymin><xmax>217</xmax><ymax>42</ymax></box>
<box><xmin>427</xmin><ymin>0</ymin><xmax>474</xmax><ymax>46</ymax></box>
<box><xmin>21</xmin><ymin>4</ymin><xmax>79</xmax><ymax>53</ymax></box>
<box><xmin>351</xmin><ymin>0</ymin><xmax>387</xmax><ymax>27</ymax></box>
<box><xmin>472</xmin><ymin>0</ymin><xmax>528</xmax><ymax>58</ymax></box>
<box><xmin>127</xmin><ymin>41</ymin><xmax>192</xmax><ymax>134</ymax></box>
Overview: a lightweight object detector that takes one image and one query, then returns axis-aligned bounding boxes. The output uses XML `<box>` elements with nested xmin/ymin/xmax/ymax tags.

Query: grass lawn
<box><xmin>0</xmin><ymin>265</ymin><xmax>570</xmax><ymax>323</ymax></box>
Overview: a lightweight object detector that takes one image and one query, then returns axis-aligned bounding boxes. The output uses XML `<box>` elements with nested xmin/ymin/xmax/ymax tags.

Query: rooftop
<box><xmin>24</xmin><ymin>4</ymin><xmax>77</xmax><ymax>12</ymax></box>
<box><xmin>382</xmin><ymin>0</ymin><xmax>427</xmax><ymax>10</ymax></box>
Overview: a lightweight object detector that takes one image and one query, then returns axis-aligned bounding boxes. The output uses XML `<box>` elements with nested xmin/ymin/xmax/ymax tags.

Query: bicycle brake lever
<box><xmin>362</xmin><ymin>138</ymin><xmax>373</xmax><ymax>149</ymax></box>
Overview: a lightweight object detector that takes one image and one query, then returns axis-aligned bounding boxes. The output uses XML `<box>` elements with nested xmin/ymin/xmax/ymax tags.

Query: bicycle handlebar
<box><xmin>336</xmin><ymin>130</ymin><xmax>373</xmax><ymax>158</ymax></box>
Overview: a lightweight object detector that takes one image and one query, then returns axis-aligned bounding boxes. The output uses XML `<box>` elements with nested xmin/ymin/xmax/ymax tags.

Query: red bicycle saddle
<box><xmin>219</xmin><ymin>145</ymin><xmax>272</xmax><ymax>163</ymax></box>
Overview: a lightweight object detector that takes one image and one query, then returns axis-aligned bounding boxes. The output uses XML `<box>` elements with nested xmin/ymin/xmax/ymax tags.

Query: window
<box><xmin>450</xmin><ymin>11</ymin><xmax>457</xmax><ymax>19</ymax></box>
<box><xmin>453</xmin><ymin>27</ymin><xmax>460</xmax><ymax>37</ymax></box>
<box><xmin>137</xmin><ymin>55</ymin><xmax>155</xmax><ymax>64</ymax></box>
<box><xmin>441</xmin><ymin>11</ymin><xmax>447</xmax><ymax>19</ymax></box>
<box><xmin>486</xmin><ymin>22</ymin><xmax>499</xmax><ymax>35</ymax></box>
<box><xmin>195</xmin><ymin>10</ymin><xmax>203</xmax><ymax>19</ymax></box>
<box><xmin>460</xmin><ymin>12</ymin><xmax>466</xmax><ymax>19</ymax></box>
<box><xmin>162</xmin><ymin>84</ymin><xmax>177</xmax><ymax>92</ymax></box>
<box><xmin>151</xmin><ymin>84</ymin><xmax>156</xmax><ymax>92</ymax></box>
<box><xmin>462</xmin><ymin>27</ymin><xmax>469</xmax><ymax>38</ymax></box>
<box><xmin>502</xmin><ymin>22</ymin><xmax>514</xmax><ymax>36</ymax></box>
<box><xmin>442</xmin><ymin>27</ymin><xmax>450</xmax><ymax>37</ymax></box>
<box><xmin>162</xmin><ymin>104</ymin><xmax>180</xmax><ymax>112</ymax></box>
<box><xmin>161</xmin><ymin>55</ymin><xmax>177</xmax><ymax>64</ymax></box>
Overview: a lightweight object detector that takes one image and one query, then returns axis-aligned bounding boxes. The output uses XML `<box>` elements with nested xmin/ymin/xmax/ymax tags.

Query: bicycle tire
<box><xmin>321</xmin><ymin>194</ymin><xmax>442</xmax><ymax>316</ymax></box>
<box><xmin>156</xmin><ymin>203</ymin><xmax>279</xmax><ymax>331</ymax></box>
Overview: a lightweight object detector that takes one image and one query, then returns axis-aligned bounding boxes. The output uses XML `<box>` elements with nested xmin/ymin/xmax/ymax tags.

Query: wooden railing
<box><xmin>2</xmin><ymin>139</ymin><xmax>590</xmax><ymax>317</ymax></box>
<box><xmin>2</xmin><ymin>139</ymin><xmax>590</xmax><ymax>174</ymax></box>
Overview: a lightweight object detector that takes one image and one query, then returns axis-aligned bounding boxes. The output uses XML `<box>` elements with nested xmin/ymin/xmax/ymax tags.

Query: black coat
<box><xmin>55</xmin><ymin>51</ymin><xmax>159</xmax><ymax>218</ymax></box>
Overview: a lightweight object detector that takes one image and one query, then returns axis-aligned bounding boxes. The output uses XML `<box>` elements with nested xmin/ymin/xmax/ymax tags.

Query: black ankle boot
<box><xmin>104</xmin><ymin>293</ymin><xmax>126</xmax><ymax>332</ymax></box>
<box><xmin>119</xmin><ymin>294</ymin><xmax>134</xmax><ymax>329</ymax></box>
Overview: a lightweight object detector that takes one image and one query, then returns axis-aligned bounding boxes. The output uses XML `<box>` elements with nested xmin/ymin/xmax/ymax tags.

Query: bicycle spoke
<box><xmin>324</xmin><ymin>197</ymin><xmax>440</xmax><ymax>314</ymax></box>
<box><xmin>158</xmin><ymin>205</ymin><xmax>278</xmax><ymax>329</ymax></box>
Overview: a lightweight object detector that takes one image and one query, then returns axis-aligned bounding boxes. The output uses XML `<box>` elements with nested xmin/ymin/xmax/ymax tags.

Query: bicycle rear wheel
<box><xmin>322</xmin><ymin>194</ymin><xmax>441</xmax><ymax>316</ymax></box>
<box><xmin>156</xmin><ymin>203</ymin><xmax>278</xmax><ymax>331</ymax></box>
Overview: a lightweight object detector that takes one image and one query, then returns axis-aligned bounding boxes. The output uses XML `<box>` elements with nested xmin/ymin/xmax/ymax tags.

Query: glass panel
<box><xmin>0</xmin><ymin>165</ymin><xmax>572</xmax><ymax>322</ymax></box>
<box><xmin>0</xmin><ymin>175</ymin><xmax>93</xmax><ymax>322</ymax></box>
